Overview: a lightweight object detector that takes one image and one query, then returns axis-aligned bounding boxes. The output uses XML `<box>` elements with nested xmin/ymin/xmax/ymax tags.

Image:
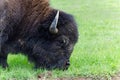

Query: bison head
<box><xmin>26</xmin><ymin>11</ymin><xmax>78</xmax><ymax>70</ymax></box>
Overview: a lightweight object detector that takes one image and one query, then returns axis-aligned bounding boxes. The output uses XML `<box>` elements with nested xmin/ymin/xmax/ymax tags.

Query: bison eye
<box><xmin>58</xmin><ymin>39</ymin><xmax>69</xmax><ymax>47</ymax></box>
<box><xmin>59</xmin><ymin>39</ymin><xmax>66</xmax><ymax>44</ymax></box>
<box><xmin>55</xmin><ymin>35</ymin><xmax>69</xmax><ymax>47</ymax></box>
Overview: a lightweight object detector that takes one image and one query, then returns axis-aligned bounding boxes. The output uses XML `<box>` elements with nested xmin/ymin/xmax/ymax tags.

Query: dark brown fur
<box><xmin>0</xmin><ymin>0</ymin><xmax>78</xmax><ymax>70</ymax></box>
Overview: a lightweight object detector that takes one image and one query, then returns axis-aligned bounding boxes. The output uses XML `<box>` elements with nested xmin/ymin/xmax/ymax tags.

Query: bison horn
<box><xmin>49</xmin><ymin>11</ymin><xmax>59</xmax><ymax>34</ymax></box>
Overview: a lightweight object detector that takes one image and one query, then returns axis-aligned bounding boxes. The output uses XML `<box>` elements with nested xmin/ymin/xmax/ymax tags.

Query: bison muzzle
<box><xmin>0</xmin><ymin>0</ymin><xmax>78</xmax><ymax>70</ymax></box>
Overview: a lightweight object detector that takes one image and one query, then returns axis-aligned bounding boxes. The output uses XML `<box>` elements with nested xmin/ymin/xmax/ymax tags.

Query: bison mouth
<box><xmin>54</xmin><ymin>59</ymin><xmax>70</xmax><ymax>70</ymax></box>
<box><xmin>34</xmin><ymin>56</ymin><xmax>70</xmax><ymax>70</ymax></box>
<box><xmin>46</xmin><ymin>61</ymin><xmax>70</xmax><ymax>70</ymax></box>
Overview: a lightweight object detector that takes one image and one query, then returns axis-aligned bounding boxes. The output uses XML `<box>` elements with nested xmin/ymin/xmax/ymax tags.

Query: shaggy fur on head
<box><xmin>0</xmin><ymin>0</ymin><xmax>78</xmax><ymax>70</ymax></box>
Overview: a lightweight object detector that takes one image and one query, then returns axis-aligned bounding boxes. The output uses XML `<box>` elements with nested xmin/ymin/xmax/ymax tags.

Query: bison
<box><xmin>0</xmin><ymin>0</ymin><xmax>78</xmax><ymax>70</ymax></box>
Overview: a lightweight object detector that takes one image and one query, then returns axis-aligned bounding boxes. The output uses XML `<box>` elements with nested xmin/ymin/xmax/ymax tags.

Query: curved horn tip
<box><xmin>56</xmin><ymin>11</ymin><xmax>59</xmax><ymax>17</ymax></box>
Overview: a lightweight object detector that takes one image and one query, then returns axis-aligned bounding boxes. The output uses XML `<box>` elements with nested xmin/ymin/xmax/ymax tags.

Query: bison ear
<box><xmin>49</xmin><ymin>11</ymin><xmax>59</xmax><ymax>34</ymax></box>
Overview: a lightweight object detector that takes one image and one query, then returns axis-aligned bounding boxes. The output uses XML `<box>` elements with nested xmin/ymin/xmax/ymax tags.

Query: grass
<box><xmin>0</xmin><ymin>0</ymin><xmax>120</xmax><ymax>79</ymax></box>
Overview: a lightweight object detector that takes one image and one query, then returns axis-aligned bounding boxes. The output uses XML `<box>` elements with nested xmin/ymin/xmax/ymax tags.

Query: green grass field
<box><xmin>0</xmin><ymin>0</ymin><xmax>120</xmax><ymax>79</ymax></box>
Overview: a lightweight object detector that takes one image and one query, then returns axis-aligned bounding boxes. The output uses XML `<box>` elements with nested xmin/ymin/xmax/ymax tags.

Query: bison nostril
<box><xmin>66</xmin><ymin>61</ymin><xmax>70</xmax><ymax>66</ymax></box>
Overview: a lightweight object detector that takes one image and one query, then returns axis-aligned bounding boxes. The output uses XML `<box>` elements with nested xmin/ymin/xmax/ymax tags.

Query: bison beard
<box><xmin>0</xmin><ymin>0</ymin><xmax>78</xmax><ymax>70</ymax></box>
